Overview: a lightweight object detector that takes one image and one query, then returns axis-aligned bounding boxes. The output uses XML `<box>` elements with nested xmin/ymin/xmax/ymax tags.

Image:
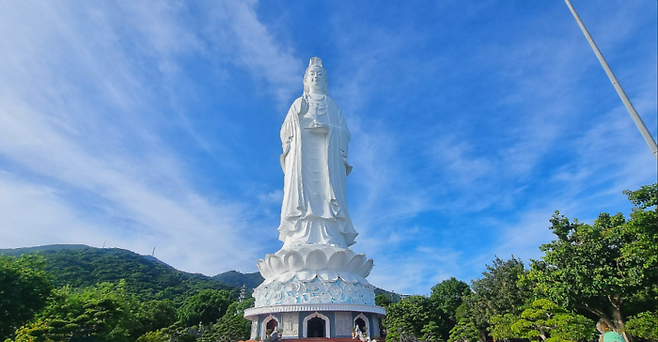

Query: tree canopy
<box><xmin>0</xmin><ymin>254</ymin><xmax>54</xmax><ymax>341</ymax></box>
<box><xmin>528</xmin><ymin>183</ymin><xmax>658</xmax><ymax>341</ymax></box>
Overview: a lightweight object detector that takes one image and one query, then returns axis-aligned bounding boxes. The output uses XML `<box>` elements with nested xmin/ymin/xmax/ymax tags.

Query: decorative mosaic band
<box><xmin>253</xmin><ymin>278</ymin><xmax>376</xmax><ymax>307</ymax></box>
<box><xmin>244</xmin><ymin>302</ymin><xmax>386</xmax><ymax>318</ymax></box>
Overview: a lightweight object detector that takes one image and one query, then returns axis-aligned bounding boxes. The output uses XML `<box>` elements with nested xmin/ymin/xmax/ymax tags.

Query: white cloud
<box><xmin>0</xmin><ymin>173</ymin><xmax>104</xmax><ymax>246</ymax></box>
<box><xmin>0</xmin><ymin>1</ymin><xmax>268</xmax><ymax>275</ymax></box>
<box><xmin>207</xmin><ymin>1</ymin><xmax>302</xmax><ymax>108</ymax></box>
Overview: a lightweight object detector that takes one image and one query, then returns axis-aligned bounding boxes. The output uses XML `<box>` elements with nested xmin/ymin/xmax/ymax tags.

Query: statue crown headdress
<box><xmin>308</xmin><ymin>57</ymin><xmax>323</xmax><ymax>68</ymax></box>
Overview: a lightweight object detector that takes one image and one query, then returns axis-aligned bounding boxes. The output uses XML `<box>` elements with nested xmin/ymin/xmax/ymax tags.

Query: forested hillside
<box><xmin>0</xmin><ymin>245</ymin><xmax>235</xmax><ymax>302</ymax></box>
<box><xmin>212</xmin><ymin>270</ymin><xmax>264</xmax><ymax>290</ymax></box>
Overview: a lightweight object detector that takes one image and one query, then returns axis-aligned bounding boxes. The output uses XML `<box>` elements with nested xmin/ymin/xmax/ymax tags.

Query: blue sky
<box><xmin>0</xmin><ymin>0</ymin><xmax>656</xmax><ymax>295</ymax></box>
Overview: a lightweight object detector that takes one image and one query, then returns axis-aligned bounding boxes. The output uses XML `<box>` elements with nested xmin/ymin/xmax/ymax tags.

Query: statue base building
<box><xmin>244</xmin><ymin>245</ymin><xmax>386</xmax><ymax>339</ymax></box>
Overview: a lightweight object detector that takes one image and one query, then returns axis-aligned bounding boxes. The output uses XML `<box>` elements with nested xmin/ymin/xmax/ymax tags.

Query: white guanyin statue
<box><xmin>253</xmin><ymin>58</ymin><xmax>375</xmax><ymax>307</ymax></box>
<box><xmin>278</xmin><ymin>57</ymin><xmax>358</xmax><ymax>249</ymax></box>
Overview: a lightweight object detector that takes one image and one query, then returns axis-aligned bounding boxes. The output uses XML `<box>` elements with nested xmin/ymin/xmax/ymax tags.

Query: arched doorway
<box><xmin>355</xmin><ymin>317</ymin><xmax>366</xmax><ymax>332</ymax></box>
<box><xmin>262</xmin><ymin>314</ymin><xmax>279</xmax><ymax>338</ymax></box>
<box><xmin>303</xmin><ymin>312</ymin><xmax>330</xmax><ymax>338</ymax></box>
<box><xmin>267</xmin><ymin>319</ymin><xmax>279</xmax><ymax>332</ymax></box>
<box><xmin>353</xmin><ymin>313</ymin><xmax>370</xmax><ymax>336</ymax></box>
<box><xmin>308</xmin><ymin>317</ymin><xmax>326</xmax><ymax>338</ymax></box>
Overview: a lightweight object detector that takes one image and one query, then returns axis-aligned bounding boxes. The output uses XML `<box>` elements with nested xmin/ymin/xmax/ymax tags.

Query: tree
<box><xmin>177</xmin><ymin>289</ymin><xmax>234</xmax><ymax>326</ymax></box>
<box><xmin>20</xmin><ymin>280</ymin><xmax>141</xmax><ymax>342</ymax></box>
<box><xmin>449</xmin><ymin>257</ymin><xmax>532</xmax><ymax>341</ymax></box>
<box><xmin>376</xmin><ymin>294</ymin><xmax>393</xmax><ymax>307</ymax></box>
<box><xmin>135</xmin><ymin>299</ymin><xmax>178</xmax><ymax>337</ymax></box>
<box><xmin>626</xmin><ymin>311</ymin><xmax>658</xmax><ymax>341</ymax></box>
<box><xmin>199</xmin><ymin>299</ymin><xmax>254</xmax><ymax>342</ymax></box>
<box><xmin>384</xmin><ymin>296</ymin><xmax>433</xmax><ymax>342</ymax></box>
<box><xmin>528</xmin><ymin>184</ymin><xmax>658</xmax><ymax>342</ymax></box>
<box><xmin>429</xmin><ymin>278</ymin><xmax>471</xmax><ymax>342</ymax></box>
<box><xmin>489</xmin><ymin>299</ymin><xmax>595</xmax><ymax>342</ymax></box>
<box><xmin>135</xmin><ymin>330</ymin><xmax>170</xmax><ymax>342</ymax></box>
<box><xmin>0</xmin><ymin>254</ymin><xmax>54</xmax><ymax>340</ymax></box>
<box><xmin>448</xmin><ymin>317</ymin><xmax>480</xmax><ymax>342</ymax></box>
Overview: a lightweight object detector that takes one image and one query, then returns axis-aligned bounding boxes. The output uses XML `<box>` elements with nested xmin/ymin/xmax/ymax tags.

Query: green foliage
<box><xmin>178</xmin><ymin>289</ymin><xmax>234</xmax><ymax>326</ymax></box>
<box><xmin>159</xmin><ymin>321</ymin><xmax>202</xmax><ymax>342</ymax></box>
<box><xmin>0</xmin><ymin>246</ymin><xmax>235</xmax><ymax>303</ymax></box>
<box><xmin>0</xmin><ymin>254</ymin><xmax>54</xmax><ymax>341</ymax></box>
<box><xmin>430</xmin><ymin>277</ymin><xmax>471</xmax><ymax>340</ymax></box>
<box><xmin>135</xmin><ymin>329</ymin><xmax>170</xmax><ymax>342</ymax></box>
<box><xmin>199</xmin><ymin>299</ymin><xmax>254</xmax><ymax>342</ymax></box>
<box><xmin>212</xmin><ymin>270</ymin><xmax>264</xmax><ymax>290</ymax></box>
<box><xmin>449</xmin><ymin>256</ymin><xmax>531</xmax><ymax>341</ymax></box>
<box><xmin>528</xmin><ymin>184</ymin><xmax>658</xmax><ymax>335</ymax></box>
<box><xmin>376</xmin><ymin>294</ymin><xmax>392</xmax><ymax>307</ymax></box>
<box><xmin>448</xmin><ymin>318</ymin><xmax>481</xmax><ymax>342</ymax></box>
<box><xmin>420</xmin><ymin>321</ymin><xmax>443</xmax><ymax>342</ymax></box>
<box><xmin>489</xmin><ymin>299</ymin><xmax>595</xmax><ymax>342</ymax></box>
<box><xmin>626</xmin><ymin>311</ymin><xmax>658</xmax><ymax>340</ymax></box>
<box><xmin>24</xmin><ymin>280</ymin><xmax>141</xmax><ymax>342</ymax></box>
<box><xmin>384</xmin><ymin>296</ymin><xmax>433</xmax><ymax>342</ymax></box>
<box><xmin>375</xmin><ymin>288</ymin><xmax>403</xmax><ymax>303</ymax></box>
<box><xmin>623</xmin><ymin>183</ymin><xmax>658</xmax><ymax>209</ymax></box>
<box><xmin>135</xmin><ymin>299</ymin><xmax>178</xmax><ymax>337</ymax></box>
<box><xmin>383</xmin><ymin>278</ymin><xmax>471</xmax><ymax>342</ymax></box>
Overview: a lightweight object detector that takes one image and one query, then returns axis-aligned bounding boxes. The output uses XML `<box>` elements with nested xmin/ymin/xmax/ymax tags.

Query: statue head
<box><xmin>303</xmin><ymin>57</ymin><xmax>327</xmax><ymax>95</ymax></box>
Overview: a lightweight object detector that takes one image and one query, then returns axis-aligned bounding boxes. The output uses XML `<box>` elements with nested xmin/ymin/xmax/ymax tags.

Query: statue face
<box><xmin>305</xmin><ymin>67</ymin><xmax>327</xmax><ymax>93</ymax></box>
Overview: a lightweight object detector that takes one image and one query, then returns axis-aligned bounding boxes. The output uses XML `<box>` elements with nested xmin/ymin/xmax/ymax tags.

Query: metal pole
<box><xmin>564</xmin><ymin>0</ymin><xmax>658</xmax><ymax>159</ymax></box>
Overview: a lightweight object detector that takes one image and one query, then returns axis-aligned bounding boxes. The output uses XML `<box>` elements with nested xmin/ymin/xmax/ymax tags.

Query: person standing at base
<box><xmin>604</xmin><ymin>332</ymin><xmax>626</xmax><ymax>342</ymax></box>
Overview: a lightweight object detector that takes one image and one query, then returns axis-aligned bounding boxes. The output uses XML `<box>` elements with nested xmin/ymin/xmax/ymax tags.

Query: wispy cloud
<box><xmin>207</xmin><ymin>1</ymin><xmax>302</xmax><ymax>108</ymax></box>
<box><xmin>0</xmin><ymin>1</ymin><xmax>270</xmax><ymax>274</ymax></box>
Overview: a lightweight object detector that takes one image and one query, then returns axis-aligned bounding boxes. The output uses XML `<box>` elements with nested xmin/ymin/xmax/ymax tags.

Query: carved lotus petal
<box><xmin>305</xmin><ymin>250</ymin><xmax>328</xmax><ymax>271</ymax></box>
<box><xmin>268</xmin><ymin>255</ymin><xmax>287</xmax><ymax>275</ymax></box>
<box><xmin>322</xmin><ymin>247</ymin><xmax>335</xmax><ymax>259</ymax></box>
<box><xmin>284</xmin><ymin>251</ymin><xmax>305</xmax><ymax>272</ymax></box>
<box><xmin>257</xmin><ymin>259</ymin><xmax>273</xmax><ymax>279</ymax></box>
<box><xmin>354</xmin><ymin>274</ymin><xmax>370</xmax><ymax>285</ymax></box>
<box><xmin>296</xmin><ymin>269</ymin><xmax>317</xmax><ymax>281</ymax></box>
<box><xmin>357</xmin><ymin>259</ymin><xmax>374</xmax><ymax>277</ymax></box>
<box><xmin>326</xmin><ymin>251</ymin><xmax>348</xmax><ymax>271</ymax></box>
<box><xmin>263</xmin><ymin>276</ymin><xmax>276</xmax><ymax>285</ymax></box>
<box><xmin>338</xmin><ymin>271</ymin><xmax>357</xmax><ymax>284</ymax></box>
<box><xmin>278</xmin><ymin>271</ymin><xmax>296</xmax><ymax>283</ymax></box>
<box><xmin>297</xmin><ymin>248</ymin><xmax>312</xmax><ymax>258</ymax></box>
<box><xmin>318</xmin><ymin>269</ymin><xmax>339</xmax><ymax>282</ymax></box>
<box><xmin>345</xmin><ymin>254</ymin><xmax>366</xmax><ymax>273</ymax></box>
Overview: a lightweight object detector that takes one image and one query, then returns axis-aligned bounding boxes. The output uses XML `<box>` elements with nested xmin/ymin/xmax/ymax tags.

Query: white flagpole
<box><xmin>564</xmin><ymin>0</ymin><xmax>658</xmax><ymax>159</ymax></box>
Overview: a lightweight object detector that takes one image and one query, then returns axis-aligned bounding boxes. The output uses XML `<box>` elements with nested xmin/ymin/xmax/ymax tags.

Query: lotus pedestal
<box><xmin>244</xmin><ymin>245</ymin><xmax>386</xmax><ymax>339</ymax></box>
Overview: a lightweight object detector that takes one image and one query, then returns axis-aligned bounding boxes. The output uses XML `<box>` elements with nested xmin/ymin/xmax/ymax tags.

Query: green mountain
<box><xmin>212</xmin><ymin>270</ymin><xmax>265</xmax><ymax>289</ymax></box>
<box><xmin>1</xmin><ymin>244</ymin><xmax>402</xmax><ymax>302</ymax></box>
<box><xmin>0</xmin><ymin>244</ymin><xmax>235</xmax><ymax>302</ymax></box>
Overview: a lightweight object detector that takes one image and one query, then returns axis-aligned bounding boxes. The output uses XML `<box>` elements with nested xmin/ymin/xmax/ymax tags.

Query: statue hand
<box><xmin>305</xmin><ymin>120</ymin><xmax>329</xmax><ymax>134</ymax></box>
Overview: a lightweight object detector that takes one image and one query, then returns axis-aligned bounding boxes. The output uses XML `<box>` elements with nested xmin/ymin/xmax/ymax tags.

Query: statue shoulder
<box><xmin>291</xmin><ymin>97</ymin><xmax>304</xmax><ymax>109</ymax></box>
<box><xmin>326</xmin><ymin>96</ymin><xmax>342</xmax><ymax>112</ymax></box>
<box><xmin>326</xmin><ymin>96</ymin><xmax>339</xmax><ymax>107</ymax></box>
<box><xmin>284</xmin><ymin>97</ymin><xmax>304</xmax><ymax>119</ymax></box>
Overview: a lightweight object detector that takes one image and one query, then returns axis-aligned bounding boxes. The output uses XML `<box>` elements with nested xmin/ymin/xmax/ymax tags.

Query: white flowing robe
<box><xmin>278</xmin><ymin>95</ymin><xmax>357</xmax><ymax>248</ymax></box>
